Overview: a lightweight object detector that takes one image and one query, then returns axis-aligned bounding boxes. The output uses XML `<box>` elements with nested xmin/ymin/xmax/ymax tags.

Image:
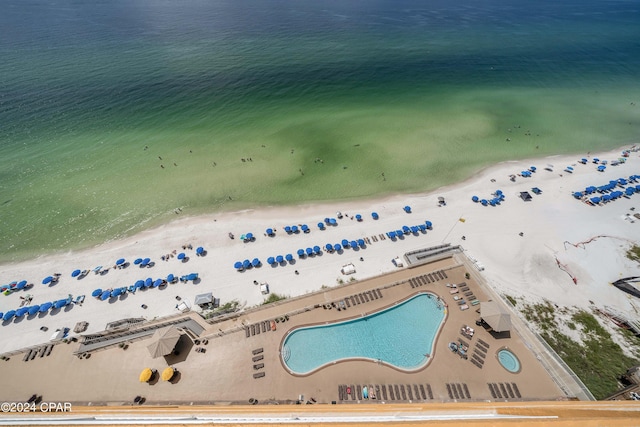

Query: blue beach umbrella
<box><xmin>590</xmin><ymin>197</ymin><xmax>601</xmax><ymax>204</ymax></box>
<box><xmin>71</xmin><ymin>269</ymin><xmax>82</xmax><ymax>277</ymax></box>
<box><xmin>267</xmin><ymin>257</ymin><xmax>276</xmax><ymax>265</ymax></box>
<box><xmin>371</xmin><ymin>212</ymin><xmax>379</xmax><ymax>220</ymax></box>
<box><xmin>297</xmin><ymin>249</ymin><xmax>305</xmax><ymax>257</ymax></box>
<box><xmin>402</xmin><ymin>225</ymin><xmax>410</xmax><ymax>234</ymax></box>
<box><xmin>481</xmin><ymin>199</ymin><xmax>488</xmax><ymax>206</ymax></box>
<box><xmin>317</xmin><ymin>222</ymin><xmax>325</xmax><ymax>230</ymax></box>
<box><xmin>116</xmin><ymin>258</ymin><xmax>125</xmax><ymax>266</ymax></box>
<box><xmin>39</xmin><ymin>302</ymin><xmax>53</xmax><ymax>312</ymax></box>
<box><xmin>342</xmin><ymin>239</ymin><xmax>349</xmax><ymax>247</ymax></box>
<box><xmin>306</xmin><ymin>248</ymin><xmax>313</xmax><ymax>255</ymax></box>
<box><xmin>284</xmin><ymin>226</ymin><xmax>292</xmax><ymax>233</ymax></box>
<box><xmin>266</xmin><ymin>228</ymin><xmax>274</xmax><ymax>236</ymax></box>
<box><xmin>177</xmin><ymin>253</ymin><xmax>186</xmax><ymax>260</ymax></box>
<box><xmin>580</xmin><ymin>158</ymin><xmax>587</xmax><ymax>164</ymax></box>
<box><xmin>92</xmin><ymin>289</ymin><xmax>103</xmax><ymax>297</ymax></box>
<box><xmin>350</xmin><ymin>240</ymin><xmax>358</xmax><ymax>248</ymax></box>
<box><xmin>145</xmin><ymin>277</ymin><xmax>153</xmax><ymax>287</ymax></box>
<box><xmin>395</xmin><ymin>230</ymin><xmax>403</xmax><ymax>237</ymax></box>
<box><xmin>3</xmin><ymin>310</ymin><xmax>16</xmax><ymax>321</ymax></box>
<box><xmin>324</xmin><ymin>218</ymin><xmax>330</xmax><ymax>224</ymax></box>
<box><xmin>242</xmin><ymin>259</ymin><xmax>251</xmax><ymax>269</ymax></box>
<box><xmin>313</xmin><ymin>246</ymin><xmax>321</xmax><ymax>254</ymax></box>
<box><xmin>285</xmin><ymin>254</ymin><xmax>293</xmax><ymax>262</ymax></box>
<box><xmin>593</xmin><ymin>158</ymin><xmax>600</xmax><ymax>163</ymax></box>
<box><xmin>167</xmin><ymin>274</ymin><xmax>176</xmax><ymax>283</ymax></box>
<box><xmin>42</xmin><ymin>276</ymin><xmax>53</xmax><ymax>285</ymax></box>
<box><xmin>28</xmin><ymin>305</ymin><xmax>40</xmax><ymax>316</ymax></box>
<box><xmin>196</xmin><ymin>247</ymin><xmax>204</xmax><ymax>255</ymax></box>
<box><xmin>246</xmin><ymin>232</ymin><xmax>254</xmax><ymax>240</ymax></box>
<box><xmin>529</xmin><ymin>166</ymin><xmax>536</xmax><ymax>172</ymax></box>
<box><xmin>134</xmin><ymin>258</ymin><xmax>143</xmax><ymax>265</ymax></box>
<box><xmin>472</xmin><ymin>195</ymin><xmax>479</xmax><ymax>202</ymax></box>
<box><xmin>111</xmin><ymin>288</ymin><xmax>122</xmax><ymax>297</ymax></box>
<box><xmin>301</xmin><ymin>224</ymin><xmax>309</xmax><ymax>232</ymax></box>
<box><xmin>329</xmin><ymin>218</ymin><xmax>337</xmax><ymax>225</ymax></box>
<box><xmin>410</xmin><ymin>226</ymin><xmax>419</xmax><ymax>233</ymax></box>
<box><xmin>597</xmin><ymin>165</ymin><xmax>606</xmax><ymax>172</ymax></box>
<box><xmin>357</xmin><ymin>239</ymin><xmax>365</xmax><ymax>247</ymax></box>
<box><xmin>153</xmin><ymin>279</ymin><xmax>163</xmax><ymax>288</ymax></box>
<box><xmin>234</xmin><ymin>261</ymin><xmax>243</xmax><ymax>270</ymax></box>
<box><xmin>252</xmin><ymin>258</ymin><xmax>261</xmax><ymax>267</ymax></box>
<box><xmin>573</xmin><ymin>192</ymin><xmax>583</xmax><ymax>199</ymax></box>
<box><xmin>54</xmin><ymin>300</ymin><xmax>67</xmax><ymax>309</ymax></box>
<box><xmin>142</xmin><ymin>258</ymin><xmax>151</xmax><ymax>266</ymax></box>
<box><xmin>134</xmin><ymin>280</ymin><xmax>144</xmax><ymax>288</ymax></box>
<box><xmin>15</xmin><ymin>307</ymin><xmax>29</xmax><ymax>317</ymax></box>
<box><xmin>334</xmin><ymin>243</ymin><xmax>342</xmax><ymax>251</ymax></box>
<box><xmin>16</xmin><ymin>281</ymin><xmax>27</xmax><ymax>290</ymax></box>
<box><xmin>418</xmin><ymin>224</ymin><xmax>427</xmax><ymax>232</ymax></box>
<box><xmin>291</xmin><ymin>226</ymin><xmax>298</xmax><ymax>234</ymax></box>
<box><xmin>404</xmin><ymin>205</ymin><xmax>411</xmax><ymax>213</ymax></box>
<box><xmin>187</xmin><ymin>273</ymin><xmax>198</xmax><ymax>281</ymax></box>
<box><xmin>355</xmin><ymin>214</ymin><xmax>362</xmax><ymax>221</ymax></box>
<box><xmin>276</xmin><ymin>255</ymin><xmax>284</xmax><ymax>263</ymax></box>
<box><xmin>325</xmin><ymin>244</ymin><xmax>333</xmax><ymax>252</ymax></box>
<box><xmin>425</xmin><ymin>221</ymin><xmax>433</xmax><ymax>229</ymax></box>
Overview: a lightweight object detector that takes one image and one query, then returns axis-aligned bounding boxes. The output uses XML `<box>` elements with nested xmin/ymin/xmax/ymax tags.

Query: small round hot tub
<box><xmin>497</xmin><ymin>348</ymin><xmax>521</xmax><ymax>373</ymax></box>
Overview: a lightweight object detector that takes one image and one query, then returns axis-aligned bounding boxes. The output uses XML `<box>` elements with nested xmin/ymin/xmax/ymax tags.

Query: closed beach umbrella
<box><xmin>285</xmin><ymin>254</ymin><xmax>293</xmax><ymax>262</ymax></box>
<box><xmin>325</xmin><ymin>244</ymin><xmax>333</xmax><ymax>251</ymax></box>
<box><xmin>3</xmin><ymin>310</ymin><xmax>16</xmax><ymax>321</ymax></box>
<box><xmin>357</xmin><ymin>239</ymin><xmax>365</xmax><ymax>247</ymax></box>
<box><xmin>234</xmin><ymin>261</ymin><xmax>243</xmax><ymax>270</ymax></box>
<box><xmin>317</xmin><ymin>222</ymin><xmax>325</xmax><ymax>230</ymax></box>
<box><xmin>71</xmin><ymin>269</ymin><xmax>82</xmax><ymax>277</ymax></box>
<box><xmin>134</xmin><ymin>258</ymin><xmax>143</xmax><ymax>265</ymax></box>
<box><xmin>297</xmin><ymin>249</ymin><xmax>305</xmax><ymax>257</ymax></box>
<box><xmin>42</xmin><ymin>276</ymin><xmax>53</xmax><ymax>285</ymax></box>
<box><xmin>177</xmin><ymin>253</ymin><xmax>186</xmax><ymax>260</ymax></box>
<box><xmin>252</xmin><ymin>258</ymin><xmax>261</xmax><ymax>267</ymax></box>
<box><xmin>276</xmin><ymin>255</ymin><xmax>284</xmax><ymax>263</ymax></box>
<box><xmin>313</xmin><ymin>246</ymin><xmax>321</xmax><ymax>254</ymax></box>
<box><xmin>15</xmin><ymin>307</ymin><xmax>29</xmax><ymax>317</ymax></box>
<box><xmin>404</xmin><ymin>205</ymin><xmax>411</xmax><ymax>213</ymax></box>
<box><xmin>116</xmin><ymin>258</ymin><xmax>125</xmax><ymax>266</ymax></box>
<box><xmin>100</xmin><ymin>291</ymin><xmax>111</xmax><ymax>301</ymax></box>
<box><xmin>39</xmin><ymin>302</ymin><xmax>53</xmax><ymax>312</ymax></box>
<box><xmin>371</xmin><ymin>212</ymin><xmax>379</xmax><ymax>220</ymax></box>
<box><xmin>92</xmin><ymin>289</ymin><xmax>103</xmax><ymax>297</ymax></box>
<box><xmin>196</xmin><ymin>246</ymin><xmax>204</xmax><ymax>255</ymax></box>
<box><xmin>334</xmin><ymin>243</ymin><xmax>342</xmax><ymax>251</ymax></box>
<box><xmin>161</xmin><ymin>367</ymin><xmax>175</xmax><ymax>381</ymax></box>
<box><xmin>139</xmin><ymin>368</ymin><xmax>153</xmax><ymax>383</ymax></box>
<box><xmin>243</xmin><ymin>259</ymin><xmax>251</xmax><ymax>269</ymax></box>
<box><xmin>28</xmin><ymin>305</ymin><xmax>40</xmax><ymax>316</ymax></box>
<box><xmin>267</xmin><ymin>257</ymin><xmax>275</xmax><ymax>265</ymax></box>
<box><xmin>355</xmin><ymin>214</ymin><xmax>362</xmax><ymax>221</ymax></box>
<box><xmin>306</xmin><ymin>247</ymin><xmax>313</xmax><ymax>255</ymax></box>
<box><xmin>266</xmin><ymin>228</ymin><xmax>274</xmax><ymax>236</ymax></box>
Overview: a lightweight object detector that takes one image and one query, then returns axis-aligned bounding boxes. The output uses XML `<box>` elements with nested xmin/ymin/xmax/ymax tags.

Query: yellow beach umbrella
<box><xmin>161</xmin><ymin>366</ymin><xmax>175</xmax><ymax>381</ymax></box>
<box><xmin>139</xmin><ymin>368</ymin><xmax>153</xmax><ymax>383</ymax></box>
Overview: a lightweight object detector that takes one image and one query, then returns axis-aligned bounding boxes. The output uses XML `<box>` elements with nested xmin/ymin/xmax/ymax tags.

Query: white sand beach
<box><xmin>1</xmin><ymin>145</ymin><xmax>639</xmax><ymax>354</ymax></box>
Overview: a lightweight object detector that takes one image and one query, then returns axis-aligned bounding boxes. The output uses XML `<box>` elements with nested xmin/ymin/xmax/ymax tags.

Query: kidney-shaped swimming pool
<box><xmin>281</xmin><ymin>292</ymin><xmax>446</xmax><ymax>375</ymax></box>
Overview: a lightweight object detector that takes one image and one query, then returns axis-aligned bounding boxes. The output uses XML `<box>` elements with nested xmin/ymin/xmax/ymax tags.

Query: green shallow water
<box><xmin>1</xmin><ymin>0</ymin><xmax>639</xmax><ymax>262</ymax></box>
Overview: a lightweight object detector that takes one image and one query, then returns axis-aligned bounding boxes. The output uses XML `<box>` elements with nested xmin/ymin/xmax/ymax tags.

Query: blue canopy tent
<box><xmin>276</xmin><ymin>255</ymin><xmax>284</xmax><ymax>263</ymax></box>
<box><xmin>342</xmin><ymin>239</ymin><xmax>349</xmax><ymax>247</ymax></box>
<box><xmin>177</xmin><ymin>253</ymin><xmax>186</xmax><ymax>260</ymax></box>
<box><xmin>426</xmin><ymin>221</ymin><xmax>433</xmax><ymax>229</ymax></box>
<box><xmin>196</xmin><ymin>247</ymin><xmax>205</xmax><ymax>255</ymax></box>
<box><xmin>3</xmin><ymin>310</ymin><xmax>16</xmax><ymax>321</ymax></box>
<box><xmin>357</xmin><ymin>239</ymin><xmax>365</xmax><ymax>247</ymax></box>
<box><xmin>297</xmin><ymin>249</ymin><xmax>305</xmax><ymax>257</ymax></box>
<box><xmin>39</xmin><ymin>302</ymin><xmax>53</xmax><ymax>312</ymax></box>
<box><xmin>42</xmin><ymin>276</ymin><xmax>54</xmax><ymax>285</ymax></box>
<box><xmin>266</xmin><ymin>228</ymin><xmax>275</xmax><ymax>236</ymax></box>
<box><xmin>301</xmin><ymin>224</ymin><xmax>309</xmax><ymax>232</ymax></box>
<box><xmin>116</xmin><ymin>258</ymin><xmax>125</xmax><ymax>266</ymax></box>
<box><xmin>355</xmin><ymin>214</ymin><xmax>362</xmax><ymax>221</ymax></box>
<box><xmin>371</xmin><ymin>212</ymin><xmax>379</xmax><ymax>220</ymax></box>
<box><xmin>306</xmin><ymin>248</ymin><xmax>313</xmax><ymax>256</ymax></box>
<box><xmin>15</xmin><ymin>307</ymin><xmax>29</xmax><ymax>317</ymax></box>
<box><xmin>267</xmin><ymin>257</ymin><xmax>276</xmax><ymax>265</ymax></box>
<box><xmin>317</xmin><ymin>222</ymin><xmax>325</xmax><ymax>230</ymax></box>
<box><xmin>252</xmin><ymin>258</ymin><xmax>261</xmax><ymax>267</ymax></box>
<box><xmin>334</xmin><ymin>243</ymin><xmax>342</xmax><ymax>251</ymax></box>
<box><xmin>71</xmin><ymin>269</ymin><xmax>82</xmax><ymax>277</ymax></box>
<box><xmin>403</xmin><ymin>205</ymin><xmax>411</xmax><ymax>213</ymax></box>
<box><xmin>28</xmin><ymin>305</ymin><xmax>40</xmax><ymax>316</ymax></box>
<box><xmin>285</xmin><ymin>254</ymin><xmax>294</xmax><ymax>262</ymax></box>
<box><xmin>234</xmin><ymin>261</ymin><xmax>243</xmax><ymax>270</ymax></box>
<box><xmin>313</xmin><ymin>246</ymin><xmax>321</xmax><ymax>254</ymax></box>
<box><xmin>471</xmin><ymin>195</ymin><xmax>479</xmax><ymax>202</ymax></box>
<box><xmin>92</xmin><ymin>289</ymin><xmax>103</xmax><ymax>297</ymax></box>
<box><xmin>242</xmin><ymin>259</ymin><xmax>251</xmax><ymax>269</ymax></box>
<box><xmin>325</xmin><ymin>243</ymin><xmax>333</xmax><ymax>252</ymax></box>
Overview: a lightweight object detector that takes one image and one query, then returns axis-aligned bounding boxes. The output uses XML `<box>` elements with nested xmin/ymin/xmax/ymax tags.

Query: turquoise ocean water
<box><xmin>1</xmin><ymin>0</ymin><xmax>639</xmax><ymax>262</ymax></box>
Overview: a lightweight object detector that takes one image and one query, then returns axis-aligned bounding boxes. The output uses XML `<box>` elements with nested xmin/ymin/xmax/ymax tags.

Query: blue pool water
<box><xmin>281</xmin><ymin>293</ymin><xmax>446</xmax><ymax>375</ymax></box>
<box><xmin>497</xmin><ymin>349</ymin><xmax>521</xmax><ymax>373</ymax></box>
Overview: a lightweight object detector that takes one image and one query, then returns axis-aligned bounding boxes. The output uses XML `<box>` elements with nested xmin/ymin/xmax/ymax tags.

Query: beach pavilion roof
<box><xmin>480</xmin><ymin>301</ymin><xmax>511</xmax><ymax>332</ymax></box>
<box><xmin>146</xmin><ymin>326</ymin><xmax>182</xmax><ymax>358</ymax></box>
<box><xmin>194</xmin><ymin>292</ymin><xmax>213</xmax><ymax>306</ymax></box>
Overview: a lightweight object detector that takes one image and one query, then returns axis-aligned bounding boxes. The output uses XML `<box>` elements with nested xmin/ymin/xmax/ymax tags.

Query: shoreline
<box><xmin>1</xmin><ymin>144</ymin><xmax>640</xmax><ymax>355</ymax></box>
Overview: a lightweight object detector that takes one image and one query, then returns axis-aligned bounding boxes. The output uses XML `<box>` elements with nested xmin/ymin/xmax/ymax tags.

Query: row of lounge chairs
<box><xmin>408</xmin><ymin>269</ymin><xmax>448</xmax><ymax>288</ymax></box>
<box><xmin>471</xmin><ymin>340</ymin><xmax>489</xmax><ymax>369</ymax></box>
<box><xmin>23</xmin><ymin>344</ymin><xmax>54</xmax><ymax>361</ymax></box>
<box><xmin>446</xmin><ymin>383</ymin><xmax>471</xmax><ymax>400</ymax></box>
<box><xmin>252</xmin><ymin>348</ymin><xmax>265</xmax><ymax>379</ymax></box>
<box><xmin>488</xmin><ymin>382</ymin><xmax>521</xmax><ymax>399</ymax></box>
<box><xmin>245</xmin><ymin>320</ymin><xmax>276</xmax><ymax>338</ymax></box>
<box><xmin>330</xmin><ymin>289</ymin><xmax>383</xmax><ymax>312</ymax></box>
<box><xmin>338</xmin><ymin>383</ymin><xmax>434</xmax><ymax>402</ymax></box>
